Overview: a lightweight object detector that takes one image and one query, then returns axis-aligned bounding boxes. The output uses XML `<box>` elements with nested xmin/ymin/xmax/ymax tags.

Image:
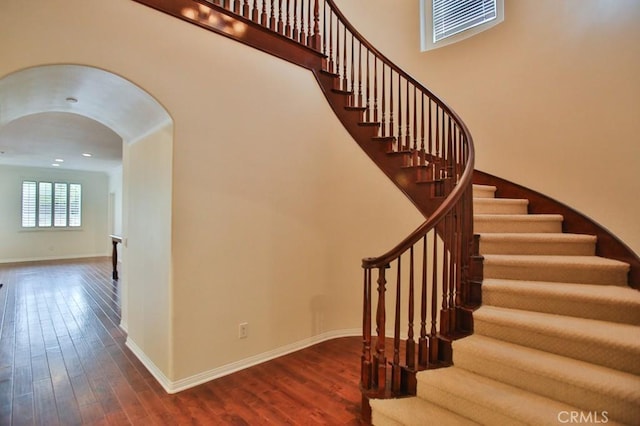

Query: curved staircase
<box><xmin>130</xmin><ymin>1</ymin><xmax>640</xmax><ymax>424</ymax></box>
<box><xmin>371</xmin><ymin>184</ymin><xmax>640</xmax><ymax>425</ymax></box>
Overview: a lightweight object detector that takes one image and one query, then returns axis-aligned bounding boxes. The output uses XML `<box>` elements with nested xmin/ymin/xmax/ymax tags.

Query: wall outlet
<box><xmin>238</xmin><ymin>322</ymin><xmax>248</xmax><ymax>339</ymax></box>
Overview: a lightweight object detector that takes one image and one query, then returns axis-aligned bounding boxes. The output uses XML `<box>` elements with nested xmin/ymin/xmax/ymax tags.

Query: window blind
<box><xmin>54</xmin><ymin>183</ymin><xmax>68</xmax><ymax>227</ymax></box>
<box><xmin>433</xmin><ymin>0</ymin><xmax>497</xmax><ymax>42</ymax></box>
<box><xmin>21</xmin><ymin>180</ymin><xmax>82</xmax><ymax>228</ymax></box>
<box><xmin>69</xmin><ymin>184</ymin><xmax>82</xmax><ymax>227</ymax></box>
<box><xmin>38</xmin><ymin>182</ymin><xmax>53</xmax><ymax>227</ymax></box>
<box><xmin>22</xmin><ymin>181</ymin><xmax>37</xmax><ymax>227</ymax></box>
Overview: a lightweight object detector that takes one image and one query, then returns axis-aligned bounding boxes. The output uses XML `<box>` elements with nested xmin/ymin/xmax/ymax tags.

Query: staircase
<box><xmin>130</xmin><ymin>1</ymin><xmax>640</xmax><ymax>424</ymax></box>
<box><xmin>370</xmin><ymin>184</ymin><xmax>640</xmax><ymax>425</ymax></box>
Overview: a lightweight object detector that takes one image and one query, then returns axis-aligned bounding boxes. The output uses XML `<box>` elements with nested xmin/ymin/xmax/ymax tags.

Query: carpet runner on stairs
<box><xmin>370</xmin><ymin>184</ymin><xmax>640</xmax><ymax>425</ymax></box>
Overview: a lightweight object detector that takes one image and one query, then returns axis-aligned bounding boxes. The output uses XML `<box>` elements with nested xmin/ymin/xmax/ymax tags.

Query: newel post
<box><xmin>361</xmin><ymin>267</ymin><xmax>372</xmax><ymax>390</ymax></box>
<box><xmin>373</xmin><ymin>265</ymin><xmax>388</xmax><ymax>392</ymax></box>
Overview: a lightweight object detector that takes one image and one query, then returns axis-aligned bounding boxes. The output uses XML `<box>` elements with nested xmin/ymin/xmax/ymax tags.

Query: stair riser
<box><xmin>479</xmin><ymin>240</ymin><xmax>595</xmax><ymax>256</ymax></box>
<box><xmin>473</xmin><ymin>319</ymin><xmax>640</xmax><ymax>375</ymax></box>
<box><xmin>474</xmin><ymin>218</ymin><xmax>562</xmax><ymax>233</ymax></box>
<box><xmin>416</xmin><ymin>382</ymin><xmax>529</xmax><ymax>426</ymax></box>
<box><xmin>482</xmin><ymin>288</ymin><xmax>640</xmax><ymax>325</ymax></box>
<box><xmin>472</xmin><ymin>186</ymin><xmax>496</xmax><ymax>199</ymax></box>
<box><xmin>370</xmin><ymin>398</ymin><xmax>478</xmax><ymax>426</ymax></box>
<box><xmin>371</xmin><ymin>412</ymin><xmax>404</xmax><ymax>426</ymax></box>
<box><xmin>453</xmin><ymin>349</ymin><xmax>640</xmax><ymax>425</ymax></box>
<box><xmin>474</xmin><ymin>201</ymin><xmax>528</xmax><ymax>215</ymax></box>
<box><xmin>483</xmin><ymin>262</ymin><xmax>629</xmax><ymax>286</ymax></box>
<box><xmin>415</xmin><ymin>368</ymin><xmax>582</xmax><ymax>425</ymax></box>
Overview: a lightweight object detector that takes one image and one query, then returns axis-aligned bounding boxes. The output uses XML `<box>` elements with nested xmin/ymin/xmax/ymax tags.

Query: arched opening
<box><xmin>0</xmin><ymin>64</ymin><xmax>174</xmax><ymax>374</ymax></box>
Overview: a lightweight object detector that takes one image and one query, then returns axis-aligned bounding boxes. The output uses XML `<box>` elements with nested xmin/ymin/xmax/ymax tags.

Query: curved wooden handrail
<box><xmin>323</xmin><ymin>0</ymin><xmax>458</xmax><ymax>118</ymax></box>
<box><xmin>315</xmin><ymin>1</ymin><xmax>476</xmax><ymax>404</ymax></box>
<box><xmin>363</xmin><ymin>142</ymin><xmax>475</xmax><ymax>269</ymax></box>
<box><xmin>131</xmin><ymin>0</ymin><xmax>477</xmax><ymax>415</ymax></box>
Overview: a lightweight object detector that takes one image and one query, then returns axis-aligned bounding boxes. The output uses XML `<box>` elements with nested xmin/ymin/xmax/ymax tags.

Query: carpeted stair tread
<box><xmin>482</xmin><ymin>278</ymin><xmax>640</xmax><ymax>324</ymax></box>
<box><xmin>474</xmin><ymin>198</ymin><xmax>529</xmax><ymax>214</ymax></box>
<box><xmin>370</xmin><ymin>184</ymin><xmax>639</xmax><ymax>424</ymax></box>
<box><xmin>474</xmin><ymin>214</ymin><xmax>563</xmax><ymax>233</ymax></box>
<box><xmin>452</xmin><ymin>335</ymin><xmax>640</xmax><ymax>424</ymax></box>
<box><xmin>472</xmin><ymin>184</ymin><xmax>496</xmax><ymax>199</ymax></box>
<box><xmin>473</xmin><ymin>305</ymin><xmax>640</xmax><ymax>374</ymax></box>
<box><xmin>483</xmin><ymin>254</ymin><xmax>629</xmax><ymax>286</ymax></box>
<box><xmin>414</xmin><ymin>367</ymin><xmax>623</xmax><ymax>426</ymax></box>
<box><xmin>370</xmin><ymin>396</ymin><xmax>479</xmax><ymax>426</ymax></box>
<box><xmin>478</xmin><ymin>232</ymin><xmax>596</xmax><ymax>256</ymax></box>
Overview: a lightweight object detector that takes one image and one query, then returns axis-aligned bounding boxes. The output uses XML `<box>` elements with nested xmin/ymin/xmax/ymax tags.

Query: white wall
<box><xmin>0</xmin><ymin>165</ymin><xmax>109</xmax><ymax>262</ymax></box>
<box><xmin>108</xmin><ymin>164</ymin><xmax>123</xmax><ymax>236</ymax></box>
<box><xmin>334</xmin><ymin>0</ymin><xmax>640</xmax><ymax>255</ymax></box>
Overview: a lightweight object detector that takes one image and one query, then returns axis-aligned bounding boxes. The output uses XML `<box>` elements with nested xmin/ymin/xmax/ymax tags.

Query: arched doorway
<box><xmin>0</xmin><ymin>64</ymin><xmax>173</xmax><ymax>346</ymax></box>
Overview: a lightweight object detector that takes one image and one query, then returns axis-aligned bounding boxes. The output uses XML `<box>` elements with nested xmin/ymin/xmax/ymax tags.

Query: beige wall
<box><xmin>335</xmin><ymin>0</ymin><xmax>640</xmax><ymax>255</ymax></box>
<box><xmin>0</xmin><ymin>0</ymin><xmax>422</xmax><ymax>385</ymax></box>
<box><xmin>5</xmin><ymin>0</ymin><xmax>635</xmax><ymax>389</ymax></box>
<box><xmin>166</xmin><ymin>26</ymin><xmax>422</xmax><ymax>380</ymax></box>
<box><xmin>0</xmin><ymin>165</ymin><xmax>109</xmax><ymax>262</ymax></box>
<box><xmin>123</xmin><ymin>122</ymin><xmax>173</xmax><ymax>378</ymax></box>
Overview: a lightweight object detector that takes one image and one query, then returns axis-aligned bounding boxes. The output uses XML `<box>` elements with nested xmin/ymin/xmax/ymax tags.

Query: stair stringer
<box><xmin>312</xmin><ymin>69</ymin><xmax>446</xmax><ymax>218</ymax></box>
<box><xmin>133</xmin><ymin>0</ymin><xmax>447</xmax><ymax>220</ymax></box>
<box><xmin>473</xmin><ymin>170</ymin><xmax>640</xmax><ymax>289</ymax></box>
<box><xmin>372</xmin><ymin>184</ymin><xmax>640</xmax><ymax>425</ymax></box>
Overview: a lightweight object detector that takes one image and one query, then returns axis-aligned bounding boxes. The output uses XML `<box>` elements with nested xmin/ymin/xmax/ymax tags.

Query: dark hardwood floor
<box><xmin>0</xmin><ymin>258</ymin><xmax>366</xmax><ymax>425</ymax></box>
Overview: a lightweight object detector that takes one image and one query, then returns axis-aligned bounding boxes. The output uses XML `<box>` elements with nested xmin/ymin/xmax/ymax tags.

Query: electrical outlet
<box><xmin>239</xmin><ymin>322</ymin><xmax>248</xmax><ymax>339</ymax></box>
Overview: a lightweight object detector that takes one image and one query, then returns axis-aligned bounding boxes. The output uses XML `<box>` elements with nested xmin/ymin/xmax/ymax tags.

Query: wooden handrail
<box><xmin>322</xmin><ymin>0</ymin><xmax>459</xmax><ymax>118</ymax></box>
<box><xmin>131</xmin><ymin>0</ymin><xmax>476</xmax><ymax>416</ymax></box>
<box><xmin>363</xmin><ymin>145</ymin><xmax>475</xmax><ymax>269</ymax></box>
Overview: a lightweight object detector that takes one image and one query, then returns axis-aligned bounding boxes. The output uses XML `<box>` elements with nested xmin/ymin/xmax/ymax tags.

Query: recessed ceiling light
<box><xmin>66</xmin><ymin>97</ymin><xmax>78</xmax><ymax>103</ymax></box>
<box><xmin>82</xmin><ymin>153</ymin><xmax>92</xmax><ymax>157</ymax></box>
<box><xmin>55</xmin><ymin>158</ymin><xmax>64</xmax><ymax>162</ymax></box>
<box><xmin>51</xmin><ymin>163</ymin><xmax>60</xmax><ymax>167</ymax></box>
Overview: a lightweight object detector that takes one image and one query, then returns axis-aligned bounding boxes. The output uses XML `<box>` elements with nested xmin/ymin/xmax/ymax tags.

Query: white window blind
<box><xmin>21</xmin><ymin>180</ymin><xmax>82</xmax><ymax>228</ymax></box>
<box><xmin>22</xmin><ymin>181</ymin><xmax>37</xmax><ymax>227</ymax></box>
<box><xmin>69</xmin><ymin>184</ymin><xmax>82</xmax><ymax>227</ymax></box>
<box><xmin>54</xmin><ymin>183</ymin><xmax>68</xmax><ymax>227</ymax></box>
<box><xmin>433</xmin><ymin>0</ymin><xmax>497</xmax><ymax>42</ymax></box>
<box><xmin>38</xmin><ymin>182</ymin><xmax>53</xmax><ymax>227</ymax></box>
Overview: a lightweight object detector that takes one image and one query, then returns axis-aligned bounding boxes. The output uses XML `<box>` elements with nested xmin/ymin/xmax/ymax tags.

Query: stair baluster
<box><xmin>130</xmin><ymin>0</ymin><xmax>476</xmax><ymax>419</ymax></box>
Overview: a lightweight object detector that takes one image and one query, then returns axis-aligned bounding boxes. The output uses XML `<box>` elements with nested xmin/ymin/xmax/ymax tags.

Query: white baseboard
<box><xmin>125</xmin><ymin>337</ymin><xmax>173</xmax><ymax>393</ymax></box>
<box><xmin>126</xmin><ymin>328</ymin><xmax>361</xmax><ymax>394</ymax></box>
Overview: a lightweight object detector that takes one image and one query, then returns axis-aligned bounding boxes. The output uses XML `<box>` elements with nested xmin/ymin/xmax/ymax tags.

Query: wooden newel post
<box><xmin>374</xmin><ymin>266</ymin><xmax>387</xmax><ymax>392</ymax></box>
<box><xmin>110</xmin><ymin>235</ymin><xmax>122</xmax><ymax>280</ymax></box>
<box><xmin>361</xmin><ymin>267</ymin><xmax>372</xmax><ymax>390</ymax></box>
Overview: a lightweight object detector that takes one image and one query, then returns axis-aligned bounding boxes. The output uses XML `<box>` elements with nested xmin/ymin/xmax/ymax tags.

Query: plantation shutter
<box><xmin>22</xmin><ymin>181</ymin><xmax>37</xmax><ymax>227</ymax></box>
<box><xmin>69</xmin><ymin>184</ymin><xmax>82</xmax><ymax>227</ymax></box>
<box><xmin>54</xmin><ymin>183</ymin><xmax>68</xmax><ymax>227</ymax></box>
<box><xmin>38</xmin><ymin>182</ymin><xmax>53</xmax><ymax>227</ymax></box>
<box><xmin>433</xmin><ymin>0</ymin><xmax>497</xmax><ymax>42</ymax></box>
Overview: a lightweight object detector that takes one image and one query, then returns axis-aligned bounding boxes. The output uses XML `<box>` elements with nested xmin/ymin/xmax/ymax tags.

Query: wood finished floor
<box><xmin>0</xmin><ymin>258</ymin><xmax>366</xmax><ymax>425</ymax></box>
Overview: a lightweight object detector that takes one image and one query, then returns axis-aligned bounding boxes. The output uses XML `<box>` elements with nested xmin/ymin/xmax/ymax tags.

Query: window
<box><xmin>22</xmin><ymin>181</ymin><xmax>82</xmax><ymax>228</ymax></box>
<box><xmin>420</xmin><ymin>0</ymin><xmax>504</xmax><ymax>51</ymax></box>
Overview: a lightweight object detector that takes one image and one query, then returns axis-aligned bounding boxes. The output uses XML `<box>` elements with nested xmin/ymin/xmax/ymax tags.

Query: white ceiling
<box><xmin>0</xmin><ymin>64</ymin><xmax>171</xmax><ymax>173</ymax></box>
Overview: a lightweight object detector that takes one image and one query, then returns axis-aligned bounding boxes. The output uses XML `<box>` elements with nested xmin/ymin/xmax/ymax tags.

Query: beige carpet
<box><xmin>370</xmin><ymin>184</ymin><xmax>640</xmax><ymax>425</ymax></box>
